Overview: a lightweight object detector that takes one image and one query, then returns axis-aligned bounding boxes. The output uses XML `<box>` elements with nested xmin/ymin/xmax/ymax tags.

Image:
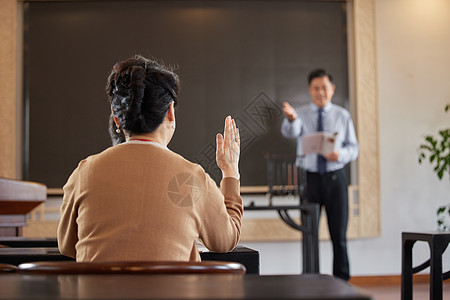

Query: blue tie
<box><xmin>317</xmin><ymin>108</ymin><xmax>327</xmax><ymax>174</ymax></box>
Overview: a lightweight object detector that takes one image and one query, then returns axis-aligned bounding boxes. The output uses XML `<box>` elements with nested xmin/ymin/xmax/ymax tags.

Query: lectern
<box><xmin>0</xmin><ymin>178</ymin><xmax>46</xmax><ymax>237</ymax></box>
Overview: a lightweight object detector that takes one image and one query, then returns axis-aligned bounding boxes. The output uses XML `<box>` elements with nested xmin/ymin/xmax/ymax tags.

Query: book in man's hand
<box><xmin>301</xmin><ymin>132</ymin><xmax>338</xmax><ymax>155</ymax></box>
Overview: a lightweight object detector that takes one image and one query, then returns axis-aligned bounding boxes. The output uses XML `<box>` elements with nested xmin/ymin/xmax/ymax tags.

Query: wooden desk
<box><xmin>0</xmin><ymin>245</ymin><xmax>260</xmax><ymax>274</ymax></box>
<box><xmin>0</xmin><ymin>178</ymin><xmax>46</xmax><ymax>237</ymax></box>
<box><xmin>0</xmin><ymin>273</ymin><xmax>372</xmax><ymax>299</ymax></box>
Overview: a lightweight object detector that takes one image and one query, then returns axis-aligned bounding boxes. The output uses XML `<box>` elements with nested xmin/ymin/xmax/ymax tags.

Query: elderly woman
<box><xmin>57</xmin><ymin>55</ymin><xmax>242</xmax><ymax>262</ymax></box>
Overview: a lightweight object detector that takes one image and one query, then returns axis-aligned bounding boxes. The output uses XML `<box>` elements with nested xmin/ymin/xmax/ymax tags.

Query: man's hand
<box><xmin>282</xmin><ymin>102</ymin><xmax>297</xmax><ymax>122</ymax></box>
<box><xmin>324</xmin><ymin>150</ymin><xmax>339</xmax><ymax>162</ymax></box>
<box><xmin>216</xmin><ymin>116</ymin><xmax>240</xmax><ymax>180</ymax></box>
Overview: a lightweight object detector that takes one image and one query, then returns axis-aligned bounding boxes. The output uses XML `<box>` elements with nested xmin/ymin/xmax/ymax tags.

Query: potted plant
<box><xmin>418</xmin><ymin>104</ymin><xmax>450</xmax><ymax>180</ymax></box>
<box><xmin>418</xmin><ymin>104</ymin><xmax>450</xmax><ymax>230</ymax></box>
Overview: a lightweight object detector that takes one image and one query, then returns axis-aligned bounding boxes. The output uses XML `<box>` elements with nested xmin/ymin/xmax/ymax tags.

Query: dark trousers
<box><xmin>306</xmin><ymin>168</ymin><xmax>349</xmax><ymax>281</ymax></box>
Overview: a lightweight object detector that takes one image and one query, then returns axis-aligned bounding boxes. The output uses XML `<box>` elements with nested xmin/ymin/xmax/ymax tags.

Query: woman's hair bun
<box><xmin>106</xmin><ymin>55</ymin><xmax>180</xmax><ymax>135</ymax></box>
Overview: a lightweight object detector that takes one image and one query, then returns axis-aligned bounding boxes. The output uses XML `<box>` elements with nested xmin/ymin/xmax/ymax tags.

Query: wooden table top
<box><xmin>0</xmin><ymin>273</ymin><xmax>372</xmax><ymax>299</ymax></box>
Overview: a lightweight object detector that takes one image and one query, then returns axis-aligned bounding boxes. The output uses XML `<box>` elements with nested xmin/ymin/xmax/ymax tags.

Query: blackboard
<box><xmin>24</xmin><ymin>0</ymin><xmax>349</xmax><ymax>188</ymax></box>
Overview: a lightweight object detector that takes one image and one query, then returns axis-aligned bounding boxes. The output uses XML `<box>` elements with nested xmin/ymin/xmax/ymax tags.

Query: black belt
<box><xmin>307</xmin><ymin>168</ymin><xmax>343</xmax><ymax>175</ymax></box>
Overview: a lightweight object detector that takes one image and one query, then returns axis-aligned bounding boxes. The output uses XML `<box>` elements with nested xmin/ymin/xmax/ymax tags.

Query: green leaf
<box><xmin>430</xmin><ymin>154</ymin><xmax>436</xmax><ymax>163</ymax></box>
<box><xmin>425</xmin><ymin>135</ymin><xmax>436</xmax><ymax>143</ymax></box>
<box><xmin>420</xmin><ymin>147</ymin><xmax>429</xmax><ymax>152</ymax></box>
<box><xmin>419</xmin><ymin>145</ymin><xmax>432</xmax><ymax>151</ymax></box>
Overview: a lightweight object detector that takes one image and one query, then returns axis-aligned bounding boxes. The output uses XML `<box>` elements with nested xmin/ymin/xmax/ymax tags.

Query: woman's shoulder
<box><xmin>77</xmin><ymin>145</ymin><xmax>118</xmax><ymax>163</ymax></box>
<box><xmin>164</xmin><ymin>148</ymin><xmax>206</xmax><ymax>173</ymax></box>
<box><xmin>76</xmin><ymin>142</ymin><xmax>208</xmax><ymax>176</ymax></box>
<box><xmin>117</xmin><ymin>143</ymin><xmax>205</xmax><ymax>169</ymax></box>
<box><xmin>69</xmin><ymin>144</ymin><xmax>128</xmax><ymax>171</ymax></box>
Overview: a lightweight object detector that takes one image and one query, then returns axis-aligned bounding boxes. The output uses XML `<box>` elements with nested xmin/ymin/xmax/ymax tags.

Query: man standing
<box><xmin>281</xmin><ymin>69</ymin><xmax>359</xmax><ymax>281</ymax></box>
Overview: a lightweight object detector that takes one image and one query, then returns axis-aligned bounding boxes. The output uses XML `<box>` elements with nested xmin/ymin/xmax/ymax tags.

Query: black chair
<box><xmin>401</xmin><ymin>232</ymin><xmax>450</xmax><ymax>300</ymax></box>
<box><xmin>264</xmin><ymin>153</ymin><xmax>307</xmax><ymax>205</ymax></box>
<box><xmin>246</xmin><ymin>153</ymin><xmax>319</xmax><ymax>273</ymax></box>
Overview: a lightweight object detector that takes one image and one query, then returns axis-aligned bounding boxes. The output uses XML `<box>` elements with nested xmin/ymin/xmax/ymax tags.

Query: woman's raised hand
<box><xmin>216</xmin><ymin>116</ymin><xmax>240</xmax><ymax>180</ymax></box>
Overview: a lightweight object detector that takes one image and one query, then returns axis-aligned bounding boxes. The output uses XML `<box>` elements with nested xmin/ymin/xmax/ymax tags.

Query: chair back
<box><xmin>18</xmin><ymin>260</ymin><xmax>246</xmax><ymax>275</ymax></box>
<box><xmin>265</xmin><ymin>154</ymin><xmax>307</xmax><ymax>203</ymax></box>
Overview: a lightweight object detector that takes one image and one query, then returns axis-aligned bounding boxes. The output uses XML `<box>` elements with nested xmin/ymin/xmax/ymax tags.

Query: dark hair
<box><xmin>106</xmin><ymin>55</ymin><xmax>180</xmax><ymax>134</ymax></box>
<box><xmin>308</xmin><ymin>69</ymin><xmax>334</xmax><ymax>85</ymax></box>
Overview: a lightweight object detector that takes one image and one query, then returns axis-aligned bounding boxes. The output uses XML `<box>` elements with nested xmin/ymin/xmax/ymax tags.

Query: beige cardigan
<box><xmin>57</xmin><ymin>141</ymin><xmax>243</xmax><ymax>262</ymax></box>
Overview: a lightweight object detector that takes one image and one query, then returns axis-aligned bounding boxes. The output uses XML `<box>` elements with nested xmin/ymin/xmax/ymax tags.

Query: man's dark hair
<box><xmin>106</xmin><ymin>55</ymin><xmax>180</xmax><ymax>135</ymax></box>
<box><xmin>308</xmin><ymin>69</ymin><xmax>334</xmax><ymax>85</ymax></box>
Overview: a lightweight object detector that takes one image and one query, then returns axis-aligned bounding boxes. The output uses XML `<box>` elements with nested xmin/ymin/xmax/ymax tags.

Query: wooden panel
<box><xmin>353</xmin><ymin>0</ymin><xmax>380</xmax><ymax>237</ymax></box>
<box><xmin>23</xmin><ymin>220</ymin><xmax>59</xmax><ymax>238</ymax></box>
<box><xmin>0</xmin><ymin>0</ymin><xmax>18</xmax><ymax>179</ymax></box>
<box><xmin>241</xmin><ymin>218</ymin><xmax>301</xmax><ymax>242</ymax></box>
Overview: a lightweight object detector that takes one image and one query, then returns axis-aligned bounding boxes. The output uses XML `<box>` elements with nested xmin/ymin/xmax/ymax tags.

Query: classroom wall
<box><xmin>247</xmin><ymin>0</ymin><xmax>450</xmax><ymax>276</ymax></box>
<box><xmin>2</xmin><ymin>0</ymin><xmax>449</xmax><ymax>276</ymax></box>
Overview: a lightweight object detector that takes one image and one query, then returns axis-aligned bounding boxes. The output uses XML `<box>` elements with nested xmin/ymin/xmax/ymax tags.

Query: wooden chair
<box><xmin>17</xmin><ymin>260</ymin><xmax>246</xmax><ymax>275</ymax></box>
<box><xmin>0</xmin><ymin>263</ymin><xmax>18</xmax><ymax>273</ymax></box>
<box><xmin>264</xmin><ymin>154</ymin><xmax>307</xmax><ymax>205</ymax></box>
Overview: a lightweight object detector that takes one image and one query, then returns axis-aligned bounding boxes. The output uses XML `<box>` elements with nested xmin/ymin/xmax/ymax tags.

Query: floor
<box><xmin>353</xmin><ymin>281</ymin><xmax>450</xmax><ymax>300</ymax></box>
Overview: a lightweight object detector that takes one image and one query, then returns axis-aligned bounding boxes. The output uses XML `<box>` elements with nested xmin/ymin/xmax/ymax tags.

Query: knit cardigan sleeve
<box><xmin>197</xmin><ymin>176</ymin><xmax>243</xmax><ymax>253</ymax></box>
